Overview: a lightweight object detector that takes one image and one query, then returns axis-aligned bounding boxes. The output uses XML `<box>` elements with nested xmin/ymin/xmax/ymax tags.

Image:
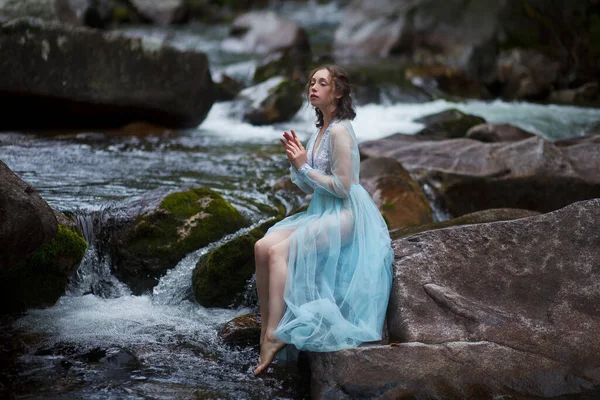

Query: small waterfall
<box><xmin>66</xmin><ymin>206</ymin><xmax>131</xmax><ymax>298</ymax></box>
<box><xmin>422</xmin><ymin>182</ymin><xmax>452</xmax><ymax>222</ymax></box>
<box><xmin>152</xmin><ymin>219</ymin><xmax>269</xmax><ymax>307</ymax></box>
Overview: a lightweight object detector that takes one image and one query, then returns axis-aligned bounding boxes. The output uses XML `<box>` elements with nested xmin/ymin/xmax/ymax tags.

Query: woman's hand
<box><xmin>280</xmin><ymin>129</ymin><xmax>307</xmax><ymax>170</ymax></box>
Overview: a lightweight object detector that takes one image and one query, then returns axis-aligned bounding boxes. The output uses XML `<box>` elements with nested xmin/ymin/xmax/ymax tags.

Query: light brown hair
<box><xmin>305</xmin><ymin>64</ymin><xmax>356</xmax><ymax>128</ymax></box>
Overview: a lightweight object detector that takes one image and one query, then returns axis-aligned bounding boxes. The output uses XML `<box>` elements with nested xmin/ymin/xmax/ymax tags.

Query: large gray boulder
<box><xmin>310</xmin><ymin>198</ymin><xmax>600</xmax><ymax>399</ymax></box>
<box><xmin>0</xmin><ymin>17</ymin><xmax>214</xmax><ymax>130</ymax></box>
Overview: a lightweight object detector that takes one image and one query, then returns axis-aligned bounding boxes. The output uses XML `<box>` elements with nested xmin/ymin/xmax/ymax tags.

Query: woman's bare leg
<box><xmin>254</xmin><ymin>229</ymin><xmax>293</xmax><ymax>346</ymax></box>
<box><xmin>254</xmin><ymin>238</ymin><xmax>290</xmax><ymax>375</ymax></box>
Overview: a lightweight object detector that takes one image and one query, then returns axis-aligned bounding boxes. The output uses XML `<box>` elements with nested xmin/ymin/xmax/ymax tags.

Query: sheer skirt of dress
<box><xmin>270</xmin><ymin>120</ymin><xmax>394</xmax><ymax>352</ymax></box>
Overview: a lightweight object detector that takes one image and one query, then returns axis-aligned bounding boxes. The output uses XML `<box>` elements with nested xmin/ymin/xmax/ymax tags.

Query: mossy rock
<box><xmin>253</xmin><ymin>48</ymin><xmax>310</xmax><ymax>84</ymax></box>
<box><xmin>390</xmin><ymin>208</ymin><xmax>540</xmax><ymax>241</ymax></box>
<box><xmin>243</xmin><ymin>78</ymin><xmax>304</xmax><ymax>125</ymax></box>
<box><xmin>0</xmin><ymin>224</ymin><xmax>87</xmax><ymax>314</ymax></box>
<box><xmin>112</xmin><ymin>188</ymin><xmax>248</xmax><ymax>294</ymax></box>
<box><xmin>192</xmin><ymin>217</ymin><xmax>280</xmax><ymax>308</ymax></box>
<box><xmin>414</xmin><ymin>108</ymin><xmax>487</xmax><ymax>139</ymax></box>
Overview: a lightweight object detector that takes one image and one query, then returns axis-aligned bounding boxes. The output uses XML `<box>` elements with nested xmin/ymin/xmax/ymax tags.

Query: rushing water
<box><xmin>2</xmin><ymin>1</ymin><xmax>600</xmax><ymax>399</ymax></box>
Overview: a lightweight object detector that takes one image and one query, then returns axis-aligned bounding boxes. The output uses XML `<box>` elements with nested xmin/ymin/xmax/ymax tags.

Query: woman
<box><xmin>253</xmin><ymin>64</ymin><xmax>393</xmax><ymax>375</ymax></box>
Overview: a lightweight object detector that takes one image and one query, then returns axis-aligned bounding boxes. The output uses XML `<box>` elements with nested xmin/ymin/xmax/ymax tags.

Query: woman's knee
<box><xmin>254</xmin><ymin>238</ymin><xmax>270</xmax><ymax>260</ymax></box>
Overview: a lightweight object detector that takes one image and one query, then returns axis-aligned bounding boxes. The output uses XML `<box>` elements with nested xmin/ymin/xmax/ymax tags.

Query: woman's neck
<box><xmin>321</xmin><ymin>107</ymin><xmax>335</xmax><ymax>129</ymax></box>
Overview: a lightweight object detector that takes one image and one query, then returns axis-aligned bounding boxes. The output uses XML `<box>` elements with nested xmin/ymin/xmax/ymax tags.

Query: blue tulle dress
<box><xmin>269</xmin><ymin>119</ymin><xmax>394</xmax><ymax>352</ymax></box>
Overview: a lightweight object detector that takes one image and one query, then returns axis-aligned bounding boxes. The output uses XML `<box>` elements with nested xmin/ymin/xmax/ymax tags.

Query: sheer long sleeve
<box><xmin>290</xmin><ymin>165</ymin><xmax>314</xmax><ymax>193</ymax></box>
<box><xmin>296</xmin><ymin>125</ymin><xmax>353</xmax><ymax>198</ymax></box>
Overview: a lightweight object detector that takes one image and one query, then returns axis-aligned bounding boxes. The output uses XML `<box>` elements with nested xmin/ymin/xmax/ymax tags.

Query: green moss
<box><xmin>192</xmin><ymin>217</ymin><xmax>280</xmax><ymax>308</ymax></box>
<box><xmin>0</xmin><ymin>225</ymin><xmax>87</xmax><ymax>313</ymax></box>
<box><xmin>114</xmin><ymin>188</ymin><xmax>248</xmax><ymax>293</ymax></box>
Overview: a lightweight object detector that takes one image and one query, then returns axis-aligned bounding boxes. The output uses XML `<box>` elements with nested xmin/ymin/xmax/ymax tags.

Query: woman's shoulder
<box><xmin>330</xmin><ymin>119</ymin><xmax>354</xmax><ymax>135</ymax></box>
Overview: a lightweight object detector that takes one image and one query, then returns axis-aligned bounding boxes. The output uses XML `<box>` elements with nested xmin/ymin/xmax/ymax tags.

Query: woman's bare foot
<box><xmin>254</xmin><ymin>332</ymin><xmax>285</xmax><ymax>375</ymax></box>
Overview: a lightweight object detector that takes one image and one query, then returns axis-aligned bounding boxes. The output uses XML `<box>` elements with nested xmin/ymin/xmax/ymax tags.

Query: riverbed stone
<box><xmin>193</xmin><ymin>217</ymin><xmax>279</xmax><ymax>308</ymax></box>
<box><xmin>0</xmin><ymin>161</ymin><xmax>87</xmax><ymax>313</ymax></box>
<box><xmin>239</xmin><ymin>76</ymin><xmax>303</xmax><ymax>126</ymax></box>
<box><xmin>218</xmin><ymin>312</ymin><xmax>260</xmax><ymax>347</ymax></box>
<box><xmin>359</xmin><ymin>157</ymin><xmax>432</xmax><ymax>230</ymax></box>
<box><xmin>413</xmin><ymin>108</ymin><xmax>486</xmax><ymax>140</ymax></box>
<box><xmin>111</xmin><ymin>188</ymin><xmax>247</xmax><ymax>294</ymax></box>
<box><xmin>359</xmin><ymin>134</ymin><xmax>600</xmax><ymax>216</ymax></box>
<box><xmin>0</xmin><ymin>17</ymin><xmax>214</xmax><ymax>130</ymax></box>
<box><xmin>466</xmin><ymin>123</ymin><xmax>537</xmax><ymax>143</ymax></box>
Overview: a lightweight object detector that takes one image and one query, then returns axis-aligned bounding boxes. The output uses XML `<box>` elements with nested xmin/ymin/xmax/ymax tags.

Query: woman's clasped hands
<box><xmin>280</xmin><ymin>130</ymin><xmax>307</xmax><ymax>170</ymax></box>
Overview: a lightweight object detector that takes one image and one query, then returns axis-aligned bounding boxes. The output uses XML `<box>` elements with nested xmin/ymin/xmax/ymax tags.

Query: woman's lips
<box><xmin>310</xmin><ymin>95</ymin><xmax>318</xmax><ymax>99</ymax></box>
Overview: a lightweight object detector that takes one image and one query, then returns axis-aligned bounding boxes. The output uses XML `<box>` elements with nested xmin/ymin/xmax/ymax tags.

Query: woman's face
<box><xmin>308</xmin><ymin>69</ymin><xmax>336</xmax><ymax>110</ymax></box>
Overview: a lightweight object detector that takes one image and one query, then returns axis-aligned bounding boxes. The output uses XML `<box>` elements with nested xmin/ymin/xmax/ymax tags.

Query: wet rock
<box><xmin>111</xmin><ymin>187</ymin><xmax>248</xmax><ymax>294</ymax></box>
<box><xmin>387</xmin><ymin>199</ymin><xmax>600</xmax><ymax>376</ymax></box>
<box><xmin>359</xmin><ymin>134</ymin><xmax>600</xmax><ymax>216</ymax></box>
<box><xmin>390</xmin><ymin>208</ymin><xmax>539</xmax><ymax>241</ymax></box>
<box><xmin>466</xmin><ymin>123</ymin><xmax>536</xmax><ymax>143</ymax></box>
<box><xmin>0</xmin><ymin>161</ymin><xmax>87</xmax><ymax>313</ymax></box>
<box><xmin>239</xmin><ymin>76</ymin><xmax>303</xmax><ymax>126</ymax></box>
<box><xmin>414</xmin><ymin>108</ymin><xmax>486</xmax><ymax>140</ymax></box>
<box><xmin>192</xmin><ymin>218</ymin><xmax>279</xmax><ymax>308</ymax></box>
<box><xmin>405</xmin><ymin>65</ymin><xmax>491</xmax><ymax>100</ymax></box>
<box><xmin>359</xmin><ymin>157</ymin><xmax>432</xmax><ymax>230</ymax></box>
<box><xmin>253</xmin><ymin>47</ymin><xmax>311</xmax><ymax>85</ymax></box>
<box><xmin>213</xmin><ymin>74</ymin><xmax>246</xmax><ymax>102</ymax></box>
<box><xmin>0</xmin><ymin>160</ymin><xmax>57</xmax><ymax>270</ymax></box>
<box><xmin>218</xmin><ymin>313</ymin><xmax>260</xmax><ymax>347</ymax></box>
<box><xmin>548</xmin><ymin>82</ymin><xmax>600</xmax><ymax>108</ymax></box>
<box><xmin>310</xmin><ymin>342</ymin><xmax>600</xmax><ymax>399</ymax></box>
<box><xmin>344</xmin><ymin>62</ymin><xmax>433</xmax><ymax>105</ymax></box>
<box><xmin>0</xmin><ymin>17</ymin><xmax>214</xmax><ymax>130</ymax></box>
<box><xmin>223</xmin><ymin>10</ymin><xmax>310</xmax><ymax>54</ymax></box>
<box><xmin>496</xmin><ymin>48</ymin><xmax>560</xmax><ymax>100</ymax></box>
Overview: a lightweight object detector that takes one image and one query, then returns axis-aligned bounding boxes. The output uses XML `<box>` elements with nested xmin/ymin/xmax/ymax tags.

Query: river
<box><xmin>2</xmin><ymin>1</ymin><xmax>600</xmax><ymax>399</ymax></box>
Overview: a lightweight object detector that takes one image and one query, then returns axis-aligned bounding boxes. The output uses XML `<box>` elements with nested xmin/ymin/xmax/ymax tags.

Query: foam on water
<box><xmin>199</xmin><ymin>98</ymin><xmax>600</xmax><ymax>144</ymax></box>
<box><xmin>13</xmin><ymin>294</ymin><xmax>243</xmax><ymax>348</ymax></box>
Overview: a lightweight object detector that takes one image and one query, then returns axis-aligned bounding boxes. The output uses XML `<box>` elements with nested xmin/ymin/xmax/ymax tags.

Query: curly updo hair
<box><xmin>305</xmin><ymin>64</ymin><xmax>356</xmax><ymax>128</ymax></box>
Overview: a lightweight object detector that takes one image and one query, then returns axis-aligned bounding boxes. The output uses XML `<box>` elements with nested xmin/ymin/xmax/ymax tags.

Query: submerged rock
<box><xmin>111</xmin><ymin>188</ymin><xmax>248</xmax><ymax>294</ymax></box>
<box><xmin>0</xmin><ymin>17</ymin><xmax>214</xmax><ymax>130</ymax></box>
